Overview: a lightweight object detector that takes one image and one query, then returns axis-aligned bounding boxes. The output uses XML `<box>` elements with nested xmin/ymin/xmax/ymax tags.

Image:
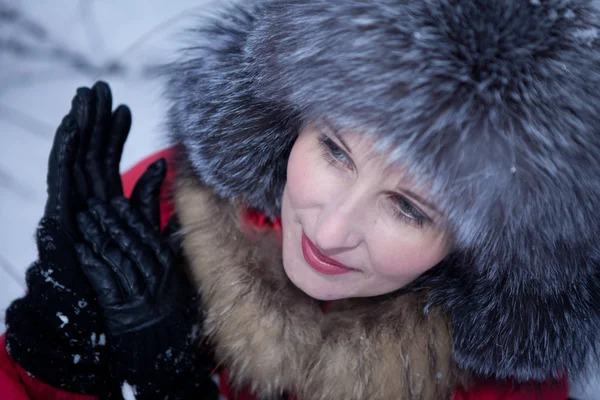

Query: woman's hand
<box><xmin>64</xmin><ymin>81</ymin><xmax>217</xmax><ymax>399</ymax></box>
<box><xmin>6</xmin><ymin>79</ymin><xmax>217</xmax><ymax>398</ymax></box>
<box><xmin>76</xmin><ymin>160</ymin><xmax>184</xmax><ymax>335</ymax></box>
<box><xmin>75</xmin><ymin>164</ymin><xmax>219</xmax><ymax>399</ymax></box>
<box><xmin>4</xmin><ymin>83</ymin><xmax>126</xmax><ymax>397</ymax></box>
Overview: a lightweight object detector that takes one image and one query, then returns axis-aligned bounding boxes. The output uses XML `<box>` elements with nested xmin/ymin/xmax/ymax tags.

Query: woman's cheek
<box><xmin>369</xmin><ymin>236</ymin><xmax>443</xmax><ymax>278</ymax></box>
<box><xmin>287</xmin><ymin>147</ymin><xmax>329</xmax><ymax>209</ymax></box>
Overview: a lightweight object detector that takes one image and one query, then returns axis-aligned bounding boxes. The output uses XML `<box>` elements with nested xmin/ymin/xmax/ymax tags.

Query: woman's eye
<box><xmin>329</xmin><ymin>143</ymin><xmax>346</xmax><ymax>160</ymax></box>
<box><xmin>319</xmin><ymin>135</ymin><xmax>352</xmax><ymax>169</ymax></box>
<box><xmin>391</xmin><ymin>195</ymin><xmax>425</xmax><ymax>227</ymax></box>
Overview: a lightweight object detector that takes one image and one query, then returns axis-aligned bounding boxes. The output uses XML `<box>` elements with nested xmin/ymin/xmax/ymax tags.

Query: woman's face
<box><xmin>280</xmin><ymin>122</ymin><xmax>451</xmax><ymax>301</ymax></box>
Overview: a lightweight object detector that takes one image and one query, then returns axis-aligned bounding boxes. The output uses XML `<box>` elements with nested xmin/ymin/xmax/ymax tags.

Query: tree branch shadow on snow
<box><xmin>0</xmin><ymin>0</ymin><xmax>128</xmax><ymax>288</ymax></box>
<box><xmin>0</xmin><ymin>0</ymin><xmax>201</xmax><ymax>138</ymax></box>
<box><xmin>0</xmin><ymin>0</ymin><xmax>150</xmax><ymax>189</ymax></box>
<box><xmin>0</xmin><ymin>1</ymin><xmax>126</xmax><ymax>81</ymax></box>
<box><xmin>0</xmin><ymin>253</ymin><xmax>25</xmax><ymax>290</ymax></box>
<box><xmin>0</xmin><ymin>0</ymin><xmax>203</xmax><ymax>289</ymax></box>
<box><xmin>0</xmin><ymin>0</ymin><xmax>126</xmax><ymax>139</ymax></box>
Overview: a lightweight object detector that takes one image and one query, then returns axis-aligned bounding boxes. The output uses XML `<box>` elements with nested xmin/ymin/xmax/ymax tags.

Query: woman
<box><xmin>164</xmin><ymin>0</ymin><xmax>598</xmax><ymax>397</ymax></box>
<box><xmin>2</xmin><ymin>0</ymin><xmax>599</xmax><ymax>398</ymax></box>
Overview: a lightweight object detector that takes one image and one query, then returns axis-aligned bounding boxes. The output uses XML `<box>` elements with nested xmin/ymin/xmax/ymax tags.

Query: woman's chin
<box><xmin>282</xmin><ymin>260</ymin><xmax>348</xmax><ymax>301</ymax></box>
<box><xmin>296</xmin><ymin>283</ymin><xmax>339</xmax><ymax>301</ymax></box>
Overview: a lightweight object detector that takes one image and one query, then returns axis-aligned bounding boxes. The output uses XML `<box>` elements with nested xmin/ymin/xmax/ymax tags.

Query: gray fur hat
<box><xmin>165</xmin><ymin>0</ymin><xmax>600</xmax><ymax>384</ymax></box>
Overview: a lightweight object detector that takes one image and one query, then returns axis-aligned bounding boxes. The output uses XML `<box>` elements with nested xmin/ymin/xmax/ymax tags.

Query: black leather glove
<box><xmin>4</xmin><ymin>85</ymin><xmax>116</xmax><ymax>397</ymax></box>
<box><xmin>75</xmin><ymin>160</ymin><xmax>219</xmax><ymax>399</ymax></box>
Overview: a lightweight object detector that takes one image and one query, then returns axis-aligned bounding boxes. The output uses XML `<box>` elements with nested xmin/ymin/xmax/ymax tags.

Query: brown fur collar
<box><xmin>175</xmin><ymin>177</ymin><xmax>465</xmax><ymax>400</ymax></box>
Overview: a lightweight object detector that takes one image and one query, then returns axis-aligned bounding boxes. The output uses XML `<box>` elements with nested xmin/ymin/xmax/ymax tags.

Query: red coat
<box><xmin>0</xmin><ymin>149</ymin><xmax>569</xmax><ymax>400</ymax></box>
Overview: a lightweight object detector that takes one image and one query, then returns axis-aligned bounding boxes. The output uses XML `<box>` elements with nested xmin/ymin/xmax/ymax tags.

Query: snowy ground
<box><xmin>0</xmin><ymin>1</ymin><xmax>598</xmax><ymax>399</ymax></box>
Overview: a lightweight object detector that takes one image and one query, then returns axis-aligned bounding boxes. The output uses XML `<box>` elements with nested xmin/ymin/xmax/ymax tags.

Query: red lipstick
<box><xmin>301</xmin><ymin>232</ymin><xmax>355</xmax><ymax>275</ymax></box>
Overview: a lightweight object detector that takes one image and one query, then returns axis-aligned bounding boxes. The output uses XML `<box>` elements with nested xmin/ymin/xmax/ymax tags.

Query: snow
<box><xmin>1</xmin><ymin>1</ymin><xmax>600</xmax><ymax>399</ymax></box>
<box><xmin>72</xmin><ymin>354</ymin><xmax>81</xmax><ymax>364</ymax></box>
<box><xmin>91</xmin><ymin>332</ymin><xmax>106</xmax><ymax>347</ymax></box>
<box><xmin>56</xmin><ymin>312</ymin><xmax>69</xmax><ymax>328</ymax></box>
<box><xmin>41</xmin><ymin>269</ymin><xmax>69</xmax><ymax>291</ymax></box>
<box><xmin>165</xmin><ymin>347</ymin><xmax>174</xmax><ymax>359</ymax></box>
<box><xmin>190</xmin><ymin>323</ymin><xmax>201</xmax><ymax>341</ymax></box>
<box><xmin>121</xmin><ymin>381</ymin><xmax>138</xmax><ymax>400</ymax></box>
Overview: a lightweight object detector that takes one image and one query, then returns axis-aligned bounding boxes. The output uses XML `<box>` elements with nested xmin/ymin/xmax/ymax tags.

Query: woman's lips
<box><xmin>301</xmin><ymin>232</ymin><xmax>355</xmax><ymax>275</ymax></box>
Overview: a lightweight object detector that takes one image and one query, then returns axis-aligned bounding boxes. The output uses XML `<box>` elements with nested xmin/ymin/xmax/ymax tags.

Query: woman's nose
<box><xmin>313</xmin><ymin>193</ymin><xmax>364</xmax><ymax>251</ymax></box>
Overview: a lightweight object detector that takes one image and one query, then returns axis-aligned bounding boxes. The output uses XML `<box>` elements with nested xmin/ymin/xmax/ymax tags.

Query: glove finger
<box><xmin>85</xmin><ymin>82</ymin><xmax>113</xmax><ymax>202</ymax></box>
<box><xmin>104</xmin><ymin>105</ymin><xmax>131</xmax><ymax>199</ymax></box>
<box><xmin>129</xmin><ymin>158</ymin><xmax>167</xmax><ymax>232</ymax></box>
<box><xmin>88</xmin><ymin>200</ymin><xmax>156</xmax><ymax>294</ymax></box>
<box><xmin>73</xmin><ymin>87</ymin><xmax>96</xmax><ymax>200</ymax></box>
<box><xmin>78</xmin><ymin>208</ymin><xmax>145</xmax><ymax>299</ymax></box>
<box><xmin>45</xmin><ymin>115</ymin><xmax>80</xmax><ymax>229</ymax></box>
<box><xmin>109</xmin><ymin>197</ymin><xmax>166</xmax><ymax>288</ymax></box>
<box><xmin>75</xmin><ymin>243</ymin><xmax>123</xmax><ymax>308</ymax></box>
<box><xmin>70</xmin><ymin>87</ymin><xmax>93</xmax><ymax>138</ymax></box>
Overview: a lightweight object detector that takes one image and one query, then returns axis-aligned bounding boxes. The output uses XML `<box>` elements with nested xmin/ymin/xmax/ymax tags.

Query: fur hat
<box><xmin>165</xmin><ymin>0</ymin><xmax>600</xmax><ymax>383</ymax></box>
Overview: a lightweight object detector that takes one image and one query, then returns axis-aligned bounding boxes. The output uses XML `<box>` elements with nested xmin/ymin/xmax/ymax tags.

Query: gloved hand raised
<box><xmin>69</xmin><ymin>81</ymin><xmax>217</xmax><ymax>399</ymax></box>
<box><xmin>70</xmin><ymin>81</ymin><xmax>159</xmax><ymax>224</ymax></box>
<box><xmin>4</xmin><ymin>83</ymin><xmax>123</xmax><ymax>397</ymax></box>
<box><xmin>7</xmin><ymin>80</ymin><xmax>218</xmax><ymax>399</ymax></box>
<box><xmin>77</xmin><ymin>160</ymin><xmax>185</xmax><ymax>335</ymax></box>
<box><xmin>76</xmin><ymin>162</ymin><xmax>219</xmax><ymax>399</ymax></box>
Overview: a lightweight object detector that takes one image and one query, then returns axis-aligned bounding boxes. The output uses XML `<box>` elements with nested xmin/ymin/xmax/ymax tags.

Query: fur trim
<box><xmin>165</xmin><ymin>0</ymin><xmax>600</xmax><ymax>382</ymax></box>
<box><xmin>174</xmin><ymin>178</ymin><xmax>465</xmax><ymax>400</ymax></box>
